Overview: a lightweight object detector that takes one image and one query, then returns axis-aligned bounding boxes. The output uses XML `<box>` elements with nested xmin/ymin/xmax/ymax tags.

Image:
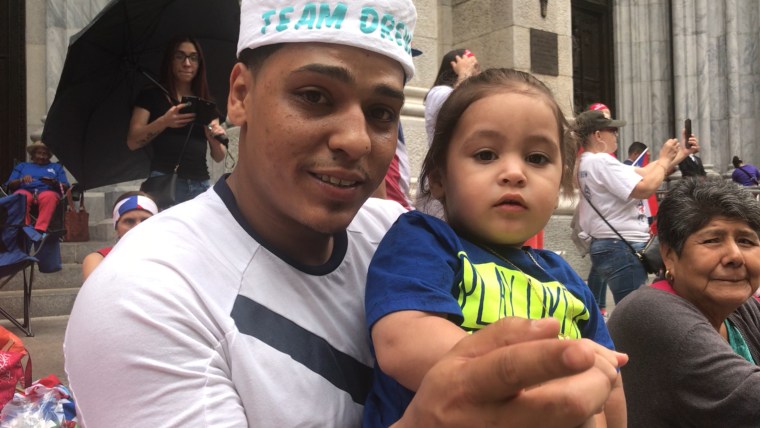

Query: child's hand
<box><xmin>395</xmin><ymin>318</ymin><xmax>625</xmax><ymax>428</ymax></box>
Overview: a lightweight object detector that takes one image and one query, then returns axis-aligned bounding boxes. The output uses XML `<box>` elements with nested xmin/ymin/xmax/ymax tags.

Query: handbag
<box><xmin>140</xmin><ymin>173</ymin><xmax>177</xmax><ymax>209</ymax></box>
<box><xmin>63</xmin><ymin>188</ymin><xmax>89</xmax><ymax>242</ymax></box>
<box><xmin>139</xmin><ymin>122</ymin><xmax>194</xmax><ymax>210</ymax></box>
<box><xmin>582</xmin><ymin>193</ymin><xmax>663</xmax><ymax>274</ymax></box>
<box><xmin>637</xmin><ymin>235</ymin><xmax>662</xmax><ymax>274</ymax></box>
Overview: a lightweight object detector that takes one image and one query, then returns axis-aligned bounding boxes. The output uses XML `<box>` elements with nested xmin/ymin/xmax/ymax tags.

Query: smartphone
<box><xmin>179</xmin><ymin>96</ymin><xmax>218</xmax><ymax>125</ymax></box>
<box><xmin>684</xmin><ymin>118</ymin><xmax>692</xmax><ymax>148</ymax></box>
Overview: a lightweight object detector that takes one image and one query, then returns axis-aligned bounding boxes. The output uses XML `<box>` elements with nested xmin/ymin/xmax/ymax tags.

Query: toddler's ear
<box><xmin>428</xmin><ymin>170</ymin><xmax>445</xmax><ymax>201</ymax></box>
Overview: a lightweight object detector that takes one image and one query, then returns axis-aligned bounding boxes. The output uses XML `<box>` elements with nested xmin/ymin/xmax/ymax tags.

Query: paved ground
<box><xmin>1</xmin><ymin>316</ymin><xmax>68</xmax><ymax>387</ymax></box>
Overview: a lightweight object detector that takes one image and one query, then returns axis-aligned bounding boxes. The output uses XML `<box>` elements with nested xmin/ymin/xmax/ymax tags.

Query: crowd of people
<box><xmin>3</xmin><ymin>0</ymin><xmax>758</xmax><ymax>426</ymax></box>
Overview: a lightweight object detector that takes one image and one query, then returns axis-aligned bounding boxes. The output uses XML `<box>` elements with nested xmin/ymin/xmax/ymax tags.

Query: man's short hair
<box><xmin>628</xmin><ymin>141</ymin><xmax>647</xmax><ymax>157</ymax></box>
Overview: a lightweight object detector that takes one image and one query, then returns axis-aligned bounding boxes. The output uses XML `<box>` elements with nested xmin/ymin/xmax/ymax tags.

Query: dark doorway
<box><xmin>572</xmin><ymin>0</ymin><xmax>614</xmax><ymax>115</ymax></box>
<box><xmin>0</xmin><ymin>1</ymin><xmax>27</xmax><ymax>184</ymax></box>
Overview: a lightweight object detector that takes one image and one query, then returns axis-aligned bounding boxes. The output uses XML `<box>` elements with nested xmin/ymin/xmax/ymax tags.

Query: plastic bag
<box><xmin>0</xmin><ymin>374</ymin><xmax>77</xmax><ymax>427</ymax></box>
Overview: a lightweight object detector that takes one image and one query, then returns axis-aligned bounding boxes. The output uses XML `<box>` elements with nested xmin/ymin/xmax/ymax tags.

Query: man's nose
<box><xmin>327</xmin><ymin>106</ymin><xmax>372</xmax><ymax>160</ymax></box>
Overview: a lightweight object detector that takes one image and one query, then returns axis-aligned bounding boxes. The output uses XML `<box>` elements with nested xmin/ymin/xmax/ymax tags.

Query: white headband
<box><xmin>112</xmin><ymin>195</ymin><xmax>159</xmax><ymax>227</ymax></box>
<box><xmin>237</xmin><ymin>0</ymin><xmax>417</xmax><ymax>81</ymax></box>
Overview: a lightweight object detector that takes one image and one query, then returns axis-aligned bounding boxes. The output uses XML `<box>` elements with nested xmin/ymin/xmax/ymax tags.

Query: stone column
<box><xmin>614</xmin><ymin>0</ymin><xmax>672</xmax><ymax>156</ymax></box>
<box><xmin>616</xmin><ymin>0</ymin><xmax>760</xmax><ymax>174</ymax></box>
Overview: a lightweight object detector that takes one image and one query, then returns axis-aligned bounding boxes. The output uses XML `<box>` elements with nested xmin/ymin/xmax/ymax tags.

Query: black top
<box><xmin>678</xmin><ymin>155</ymin><xmax>706</xmax><ymax>177</ymax></box>
<box><xmin>135</xmin><ymin>86</ymin><xmax>211</xmax><ymax>180</ymax></box>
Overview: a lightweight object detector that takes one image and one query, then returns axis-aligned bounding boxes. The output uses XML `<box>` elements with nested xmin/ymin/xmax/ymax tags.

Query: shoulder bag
<box><xmin>737</xmin><ymin>166</ymin><xmax>759</xmax><ymax>185</ymax></box>
<box><xmin>582</xmin><ymin>192</ymin><xmax>663</xmax><ymax>274</ymax></box>
<box><xmin>139</xmin><ymin>123</ymin><xmax>195</xmax><ymax>209</ymax></box>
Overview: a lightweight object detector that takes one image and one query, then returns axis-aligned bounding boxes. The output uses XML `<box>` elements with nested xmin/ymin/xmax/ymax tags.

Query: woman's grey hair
<box><xmin>657</xmin><ymin>177</ymin><xmax>760</xmax><ymax>255</ymax></box>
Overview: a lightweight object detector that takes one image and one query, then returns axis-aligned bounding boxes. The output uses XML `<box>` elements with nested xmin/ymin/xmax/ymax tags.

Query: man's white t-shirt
<box><xmin>64</xmin><ymin>178</ymin><xmax>405</xmax><ymax>427</ymax></box>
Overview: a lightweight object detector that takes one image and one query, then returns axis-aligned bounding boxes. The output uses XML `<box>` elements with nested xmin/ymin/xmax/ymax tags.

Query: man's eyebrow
<box><xmin>292</xmin><ymin>64</ymin><xmax>355</xmax><ymax>84</ymax></box>
<box><xmin>292</xmin><ymin>63</ymin><xmax>405</xmax><ymax>102</ymax></box>
<box><xmin>374</xmin><ymin>84</ymin><xmax>405</xmax><ymax>103</ymax></box>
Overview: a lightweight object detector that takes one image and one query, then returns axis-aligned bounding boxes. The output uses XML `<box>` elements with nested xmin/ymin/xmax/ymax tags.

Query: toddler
<box><xmin>364</xmin><ymin>68</ymin><xmax>624</xmax><ymax>427</ymax></box>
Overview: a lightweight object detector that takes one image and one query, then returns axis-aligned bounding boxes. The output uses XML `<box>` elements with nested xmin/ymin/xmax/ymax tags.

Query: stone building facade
<box><xmin>11</xmin><ymin>0</ymin><xmax>760</xmax><ymax>280</ymax></box>
<box><xmin>21</xmin><ymin>0</ymin><xmax>760</xmax><ymax>186</ymax></box>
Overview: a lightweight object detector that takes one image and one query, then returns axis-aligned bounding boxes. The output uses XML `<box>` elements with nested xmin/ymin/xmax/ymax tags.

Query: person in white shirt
<box><xmin>576</xmin><ymin>109</ymin><xmax>698</xmax><ymax>304</ymax></box>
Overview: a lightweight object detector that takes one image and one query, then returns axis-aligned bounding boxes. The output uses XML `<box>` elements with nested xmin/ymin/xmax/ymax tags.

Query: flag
<box><xmin>632</xmin><ymin>148</ymin><xmax>648</xmax><ymax>167</ymax></box>
<box><xmin>630</xmin><ymin>148</ymin><xmax>660</xmax><ymax>229</ymax></box>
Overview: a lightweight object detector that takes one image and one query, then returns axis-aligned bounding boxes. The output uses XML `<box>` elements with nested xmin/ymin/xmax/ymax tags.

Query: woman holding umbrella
<box><xmin>127</xmin><ymin>35</ymin><xmax>227</xmax><ymax>206</ymax></box>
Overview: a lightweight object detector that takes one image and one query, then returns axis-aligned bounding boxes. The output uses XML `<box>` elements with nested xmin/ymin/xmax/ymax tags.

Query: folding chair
<box><xmin>0</xmin><ymin>193</ymin><xmax>48</xmax><ymax>336</ymax></box>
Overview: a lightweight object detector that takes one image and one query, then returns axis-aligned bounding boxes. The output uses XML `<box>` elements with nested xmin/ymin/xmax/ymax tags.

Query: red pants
<box><xmin>14</xmin><ymin>189</ymin><xmax>59</xmax><ymax>232</ymax></box>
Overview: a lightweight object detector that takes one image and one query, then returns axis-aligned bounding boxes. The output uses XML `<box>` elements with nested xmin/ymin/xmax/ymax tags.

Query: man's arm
<box><xmin>392</xmin><ymin>317</ymin><xmax>627</xmax><ymax>428</ymax></box>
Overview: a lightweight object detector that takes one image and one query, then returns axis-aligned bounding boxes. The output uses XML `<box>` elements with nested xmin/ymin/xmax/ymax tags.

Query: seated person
<box><xmin>731</xmin><ymin>155</ymin><xmax>760</xmax><ymax>186</ymax></box>
<box><xmin>607</xmin><ymin>177</ymin><xmax>760</xmax><ymax>427</ymax></box>
<box><xmin>82</xmin><ymin>191</ymin><xmax>158</xmax><ymax>281</ymax></box>
<box><xmin>4</xmin><ymin>141</ymin><xmax>70</xmax><ymax>233</ymax></box>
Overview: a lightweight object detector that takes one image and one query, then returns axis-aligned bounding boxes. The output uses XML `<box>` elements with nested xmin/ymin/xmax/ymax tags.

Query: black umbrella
<box><xmin>42</xmin><ymin>0</ymin><xmax>240</xmax><ymax>190</ymax></box>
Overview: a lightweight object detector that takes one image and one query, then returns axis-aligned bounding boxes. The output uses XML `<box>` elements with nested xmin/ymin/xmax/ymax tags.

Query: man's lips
<box><xmin>315</xmin><ymin>173</ymin><xmax>360</xmax><ymax>188</ymax></box>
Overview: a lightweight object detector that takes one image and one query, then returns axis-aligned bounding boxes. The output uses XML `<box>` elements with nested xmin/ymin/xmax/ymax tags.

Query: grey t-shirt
<box><xmin>607</xmin><ymin>285</ymin><xmax>760</xmax><ymax>427</ymax></box>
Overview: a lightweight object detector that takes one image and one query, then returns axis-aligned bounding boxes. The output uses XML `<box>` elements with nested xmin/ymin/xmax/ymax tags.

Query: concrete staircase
<box><xmin>0</xmin><ymin>186</ymin><xmax>138</xmax><ymax>321</ymax></box>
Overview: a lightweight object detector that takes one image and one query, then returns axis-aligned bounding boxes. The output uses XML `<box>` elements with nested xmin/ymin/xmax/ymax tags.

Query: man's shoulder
<box><xmin>347</xmin><ymin>198</ymin><xmax>406</xmax><ymax>243</ymax></box>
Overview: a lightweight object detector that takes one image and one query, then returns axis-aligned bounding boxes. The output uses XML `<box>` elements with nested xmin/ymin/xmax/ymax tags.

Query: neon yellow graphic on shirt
<box><xmin>457</xmin><ymin>251</ymin><xmax>589</xmax><ymax>339</ymax></box>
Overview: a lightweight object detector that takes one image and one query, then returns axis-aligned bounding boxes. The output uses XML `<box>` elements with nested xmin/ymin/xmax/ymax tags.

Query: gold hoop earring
<box><xmin>665</xmin><ymin>269</ymin><xmax>674</xmax><ymax>282</ymax></box>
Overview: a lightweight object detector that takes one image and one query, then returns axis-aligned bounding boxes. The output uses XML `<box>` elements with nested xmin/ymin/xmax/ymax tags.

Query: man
<box><xmin>677</xmin><ymin>125</ymin><xmax>706</xmax><ymax>177</ymax></box>
<box><xmin>65</xmin><ymin>1</ymin><xmax>624</xmax><ymax>426</ymax></box>
<box><xmin>4</xmin><ymin>140</ymin><xmax>69</xmax><ymax>233</ymax></box>
<box><xmin>623</xmin><ymin>141</ymin><xmax>647</xmax><ymax>166</ymax></box>
<box><xmin>678</xmin><ymin>152</ymin><xmax>706</xmax><ymax>177</ymax></box>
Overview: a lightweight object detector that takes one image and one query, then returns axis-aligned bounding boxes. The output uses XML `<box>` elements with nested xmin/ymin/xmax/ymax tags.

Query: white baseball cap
<box><xmin>237</xmin><ymin>0</ymin><xmax>417</xmax><ymax>81</ymax></box>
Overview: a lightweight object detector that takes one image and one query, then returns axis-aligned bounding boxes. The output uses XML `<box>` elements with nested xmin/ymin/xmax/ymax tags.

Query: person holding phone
<box><xmin>576</xmin><ymin>110</ymin><xmax>699</xmax><ymax>304</ymax></box>
<box><xmin>127</xmin><ymin>35</ymin><xmax>227</xmax><ymax>205</ymax></box>
<box><xmin>677</xmin><ymin>119</ymin><xmax>706</xmax><ymax>178</ymax></box>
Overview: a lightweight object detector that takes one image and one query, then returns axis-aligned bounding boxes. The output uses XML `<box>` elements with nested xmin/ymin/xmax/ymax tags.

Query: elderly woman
<box><xmin>607</xmin><ymin>178</ymin><xmax>760</xmax><ymax>427</ymax></box>
<box><xmin>4</xmin><ymin>140</ymin><xmax>70</xmax><ymax>232</ymax></box>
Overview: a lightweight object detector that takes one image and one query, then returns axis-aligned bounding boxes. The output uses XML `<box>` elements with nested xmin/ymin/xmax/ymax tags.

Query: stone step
<box><xmin>59</xmin><ymin>240</ymin><xmax>111</xmax><ymax>264</ymax></box>
<box><xmin>3</xmin><ymin>263</ymin><xmax>82</xmax><ymax>292</ymax></box>
<box><xmin>0</xmin><ymin>241</ymin><xmax>110</xmax><ymax>321</ymax></box>
<box><xmin>0</xmin><ymin>288</ymin><xmax>79</xmax><ymax>320</ymax></box>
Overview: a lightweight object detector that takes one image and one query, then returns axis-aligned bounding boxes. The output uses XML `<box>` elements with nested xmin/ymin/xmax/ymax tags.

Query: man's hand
<box><xmin>394</xmin><ymin>318</ymin><xmax>627</xmax><ymax>428</ymax></box>
<box><xmin>683</xmin><ymin>128</ymin><xmax>699</xmax><ymax>155</ymax></box>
